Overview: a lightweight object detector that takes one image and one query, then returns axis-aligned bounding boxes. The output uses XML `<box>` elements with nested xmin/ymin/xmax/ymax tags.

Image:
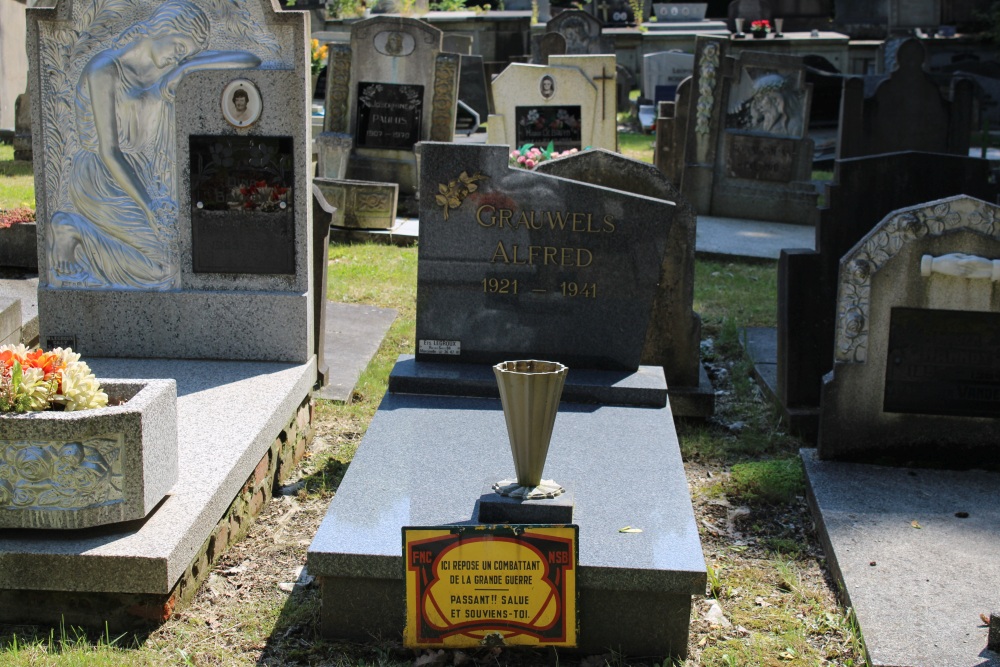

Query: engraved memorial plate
<box><xmin>356</xmin><ymin>82</ymin><xmax>424</xmax><ymax>150</ymax></box>
<box><xmin>514</xmin><ymin>106</ymin><xmax>583</xmax><ymax>151</ymax></box>
<box><xmin>884</xmin><ymin>307</ymin><xmax>1000</xmax><ymax>418</ymax></box>
<box><xmin>725</xmin><ymin>135</ymin><xmax>797</xmax><ymax>182</ymax></box>
<box><xmin>189</xmin><ymin>135</ymin><xmax>295</xmax><ymax>274</ymax></box>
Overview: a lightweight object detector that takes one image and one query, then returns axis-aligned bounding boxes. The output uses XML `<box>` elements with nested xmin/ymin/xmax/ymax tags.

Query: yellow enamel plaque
<box><xmin>403</xmin><ymin>525</ymin><xmax>578</xmax><ymax>647</ymax></box>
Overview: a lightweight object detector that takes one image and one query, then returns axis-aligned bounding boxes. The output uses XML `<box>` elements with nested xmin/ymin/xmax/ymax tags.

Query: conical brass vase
<box><xmin>493</xmin><ymin>360</ymin><xmax>568</xmax><ymax>500</ymax></box>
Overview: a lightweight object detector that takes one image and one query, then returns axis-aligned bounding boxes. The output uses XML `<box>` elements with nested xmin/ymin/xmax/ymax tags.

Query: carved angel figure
<box><xmin>49</xmin><ymin>0</ymin><xmax>261</xmax><ymax>289</ymax></box>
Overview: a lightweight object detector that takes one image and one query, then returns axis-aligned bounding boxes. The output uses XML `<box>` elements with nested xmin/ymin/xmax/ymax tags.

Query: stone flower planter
<box><xmin>0</xmin><ymin>379</ymin><xmax>178</xmax><ymax>529</ymax></box>
<box><xmin>0</xmin><ymin>222</ymin><xmax>38</xmax><ymax>270</ymax></box>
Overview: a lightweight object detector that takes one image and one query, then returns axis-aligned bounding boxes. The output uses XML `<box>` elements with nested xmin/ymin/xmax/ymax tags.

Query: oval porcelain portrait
<box><xmin>222</xmin><ymin>79</ymin><xmax>262</xmax><ymax>128</ymax></box>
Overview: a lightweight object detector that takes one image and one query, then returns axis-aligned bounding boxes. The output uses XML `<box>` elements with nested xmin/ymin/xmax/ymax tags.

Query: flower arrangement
<box><xmin>508</xmin><ymin>142</ymin><xmax>579</xmax><ymax>170</ymax></box>
<box><xmin>750</xmin><ymin>19</ymin><xmax>771</xmax><ymax>35</ymax></box>
<box><xmin>311</xmin><ymin>39</ymin><xmax>329</xmax><ymax>76</ymax></box>
<box><xmin>0</xmin><ymin>208</ymin><xmax>35</xmax><ymax>230</ymax></box>
<box><xmin>0</xmin><ymin>345</ymin><xmax>108</xmax><ymax>413</ymax></box>
<box><xmin>228</xmin><ymin>180</ymin><xmax>290</xmax><ymax>212</ymax></box>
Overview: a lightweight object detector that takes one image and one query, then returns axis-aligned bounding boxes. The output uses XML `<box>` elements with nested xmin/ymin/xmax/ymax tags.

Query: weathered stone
<box><xmin>819</xmin><ymin>195</ymin><xmax>1000</xmax><ymax>464</ymax></box>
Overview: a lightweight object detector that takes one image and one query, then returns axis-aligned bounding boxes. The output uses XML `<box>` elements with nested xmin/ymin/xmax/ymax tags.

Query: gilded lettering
<box><xmin>603</xmin><ymin>215</ymin><xmax>616</xmax><ymax>232</ymax></box>
<box><xmin>491</xmin><ymin>240</ymin><xmax>510</xmax><ymax>263</ymax></box>
<box><xmin>476</xmin><ymin>204</ymin><xmax>497</xmax><ymax>227</ymax></box>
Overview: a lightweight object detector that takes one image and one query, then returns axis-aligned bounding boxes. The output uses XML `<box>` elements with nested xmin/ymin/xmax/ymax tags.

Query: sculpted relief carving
<box><xmin>37</xmin><ymin>0</ymin><xmax>285</xmax><ymax>290</ymax></box>
<box><xmin>0</xmin><ymin>436</ymin><xmax>124</xmax><ymax>511</ymax></box>
<box><xmin>726</xmin><ymin>69</ymin><xmax>805</xmax><ymax>139</ymax></box>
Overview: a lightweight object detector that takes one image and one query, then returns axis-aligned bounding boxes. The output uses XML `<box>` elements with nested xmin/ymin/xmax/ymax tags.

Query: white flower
<box><xmin>56</xmin><ymin>361</ymin><xmax>108</xmax><ymax>412</ymax></box>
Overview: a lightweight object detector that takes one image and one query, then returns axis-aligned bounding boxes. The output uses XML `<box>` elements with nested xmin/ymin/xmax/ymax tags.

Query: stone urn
<box><xmin>492</xmin><ymin>360</ymin><xmax>567</xmax><ymax>500</ymax></box>
<box><xmin>0</xmin><ymin>379</ymin><xmax>178</xmax><ymax>529</ymax></box>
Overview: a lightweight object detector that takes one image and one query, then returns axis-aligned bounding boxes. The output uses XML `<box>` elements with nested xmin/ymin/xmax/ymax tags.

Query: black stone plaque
<box><xmin>884</xmin><ymin>307</ymin><xmax>1000</xmax><ymax>418</ymax></box>
<box><xmin>514</xmin><ymin>106</ymin><xmax>582</xmax><ymax>151</ymax></box>
<box><xmin>189</xmin><ymin>135</ymin><xmax>295</xmax><ymax>274</ymax></box>
<box><xmin>725</xmin><ymin>134</ymin><xmax>797</xmax><ymax>182</ymax></box>
<box><xmin>356</xmin><ymin>82</ymin><xmax>424</xmax><ymax>149</ymax></box>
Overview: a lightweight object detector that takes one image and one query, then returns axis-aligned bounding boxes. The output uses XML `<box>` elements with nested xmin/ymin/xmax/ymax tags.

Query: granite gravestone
<box><xmin>487</xmin><ymin>59</ymin><xmax>617</xmax><ymax>153</ymax></box>
<box><xmin>775</xmin><ymin>152</ymin><xmax>999</xmax><ymax>438</ymax></box>
<box><xmin>542</xmin><ymin>10</ymin><xmax>613</xmax><ymax>56</ymax></box>
<box><xmin>414</xmin><ymin>143</ymin><xmax>673</xmax><ymax>371</ymax></box>
<box><xmin>534</xmin><ymin>148</ymin><xmax>713</xmax><ymax>416</ymax></box>
<box><xmin>837</xmin><ymin>39</ymin><xmax>974</xmax><ymax>161</ymax></box>
<box><xmin>318</xmin><ymin>16</ymin><xmax>460</xmax><ymax>217</ymax></box>
<box><xmin>643</xmin><ymin>50</ymin><xmax>694</xmax><ymax>105</ymax></box>
<box><xmin>680</xmin><ymin>36</ymin><xmax>818</xmax><ymax>225</ymax></box>
<box><xmin>307</xmin><ymin>141</ymin><xmax>706</xmax><ymax>659</ymax></box>
<box><xmin>29</xmin><ymin>0</ymin><xmax>313</xmax><ymax>362</ymax></box>
<box><xmin>819</xmin><ymin>195</ymin><xmax>1000</xmax><ymax>465</ymax></box>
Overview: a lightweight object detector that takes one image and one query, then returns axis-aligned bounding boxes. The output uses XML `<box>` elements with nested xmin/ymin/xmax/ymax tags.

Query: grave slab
<box><xmin>0</xmin><ymin>358</ymin><xmax>314</xmax><ymax>597</ymax></box>
<box><xmin>802</xmin><ymin>448</ymin><xmax>1000</xmax><ymax>667</ymax></box>
<box><xmin>308</xmin><ymin>360</ymin><xmax>706</xmax><ymax>659</ymax></box>
<box><xmin>315</xmin><ymin>302</ymin><xmax>398</xmax><ymax>402</ymax></box>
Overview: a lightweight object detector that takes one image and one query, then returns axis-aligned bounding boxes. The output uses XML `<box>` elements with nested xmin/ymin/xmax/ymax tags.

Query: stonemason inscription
<box><xmin>884</xmin><ymin>307</ymin><xmax>1000</xmax><ymax>418</ymax></box>
<box><xmin>725</xmin><ymin>135</ymin><xmax>796</xmax><ymax>181</ymax></box>
<box><xmin>416</xmin><ymin>143</ymin><xmax>673</xmax><ymax>371</ymax></box>
<box><xmin>356</xmin><ymin>82</ymin><xmax>424</xmax><ymax>149</ymax></box>
<box><xmin>515</xmin><ymin>106</ymin><xmax>583</xmax><ymax>151</ymax></box>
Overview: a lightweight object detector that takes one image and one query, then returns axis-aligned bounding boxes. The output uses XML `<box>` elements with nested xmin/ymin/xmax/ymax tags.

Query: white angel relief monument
<box><xmin>29</xmin><ymin>0</ymin><xmax>313</xmax><ymax>361</ymax></box>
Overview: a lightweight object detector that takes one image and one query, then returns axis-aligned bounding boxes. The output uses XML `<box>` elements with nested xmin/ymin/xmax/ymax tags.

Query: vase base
<box><xmin>493</xmin><ymin>479</ymin><xmax>565</xmax><ymax>499</ymax></box>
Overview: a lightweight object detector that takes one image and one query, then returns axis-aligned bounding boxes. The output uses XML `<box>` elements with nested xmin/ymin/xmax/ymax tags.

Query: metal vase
<box><xmin>493</xmin><ymin>360</ymin><xmax>568</xmax><ymax>499</ymax></box>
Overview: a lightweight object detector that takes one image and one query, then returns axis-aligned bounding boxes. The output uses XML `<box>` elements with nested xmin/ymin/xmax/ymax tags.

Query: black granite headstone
<box><xmin>189</xmin><ymin>135</ymin><xmax>295</xmax><ymax>275</ymax></box>
<box><xmin>415</xmin><ymin>143</ymin><xmax>673</xmax><ymax>371</ymax></box>
<box><xmin>355</xmin><ymin>82</ymin><xmax>424</xmax><ymax>150</ymax></box>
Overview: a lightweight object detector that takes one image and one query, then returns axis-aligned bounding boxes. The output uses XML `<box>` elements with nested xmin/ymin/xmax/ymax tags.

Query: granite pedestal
<box><xmin>308</xmin><ymin>358</ymin><xmax>706</xmax><ymax>659</ymax></box>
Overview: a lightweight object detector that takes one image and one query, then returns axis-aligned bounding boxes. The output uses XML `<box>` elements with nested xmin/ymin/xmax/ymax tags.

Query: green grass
<box><xmin>619</xmin><ymin>131</ymin><xmax>655</xmax><ymax>163</ymax></box>
<box><xmin>726</xmin><ymin>458</ymin><xmax>805</xmax><ymax>505</ymax></box>
<box><xmin>0</xmin><ymin>144</ymin><xmax>35</xmax><ymax>211</ymax></box>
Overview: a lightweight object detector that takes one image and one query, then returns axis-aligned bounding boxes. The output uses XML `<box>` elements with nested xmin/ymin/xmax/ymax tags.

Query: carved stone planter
<box><xmin>0</xmin><ymin>379</ymin><xmax>178</xmax><ymax>529</ymax></box>
<box><xmin>0</xmin><ymin>222</ymin><xmax>38</xmax><ymax>270</ymax></box>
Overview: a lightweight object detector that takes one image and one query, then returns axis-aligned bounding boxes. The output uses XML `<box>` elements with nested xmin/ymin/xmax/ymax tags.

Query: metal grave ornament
<box><xmin>493</xmin><ymin>360</ymin><xmax>568</xmax><ymax>499</ymax></box>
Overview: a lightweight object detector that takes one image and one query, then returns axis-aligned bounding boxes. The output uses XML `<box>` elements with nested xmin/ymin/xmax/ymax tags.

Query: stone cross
<box><xmin>594</xmin><ymin>65</ymin><xmax>614</xmax><ymax>120</ymax></box>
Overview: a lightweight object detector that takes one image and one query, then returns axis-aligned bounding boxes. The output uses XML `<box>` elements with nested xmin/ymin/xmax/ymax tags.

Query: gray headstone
<box><xmin>539</xmin><ymin>32</ymin><xmax>567</xmax><ymax>64</ymax></box>
<box><xmin>442</xmin><ymin>33</ymin><xmax>473</xmax><ymax>56</ymax></box>
<box><xmin>28</xmin><ymin>0</ymin><xmax>313</xmax><ymax>362</ymax></box>
<box><xmin>324</xmin><ymin>16</ymin><xmax>460</xmax><ymax>214</ymax></box>
<box><xmin>546</xmin><ymin>10</ymin><xmax>613</xmax><ymax>55</ymax></box>
<box><xmin>642</xmin><ymin>50</ymin><xmax>694</xmax><ymax>104</ymax></box>
<box><xmin>680</xmin><ymin>37</ymin><xmax>818</xmax><ymax>225</ymax></box>
<box><xmin>414</xmin><ymin>142</ymin><xmax>674</xmax><ymax>371</ymax></box>
<box><xmin>819</xmin><ymin>195</ymin><xmax>1000</xmax><ymax>464</ymax></box>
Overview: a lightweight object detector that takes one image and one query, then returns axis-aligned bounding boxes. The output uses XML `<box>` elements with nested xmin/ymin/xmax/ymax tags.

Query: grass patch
<box><xmin>0</xmin><ymin>144</ymin><xmax>35</xmax><ymax>211</ymax></box>
<box><xmin>694</xmin><ymin>259</ymin><xmax>776</xmax><ymax>340</ymax></box>
<box><xmin>619</xmin><ymin>131</ymin><xmax>654</xmax><ymax>163</ymax></box>
<box><xmin>727</xmin><ymin>458</ymin><xmax>805</xmax><ymax>504</ymax></box>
